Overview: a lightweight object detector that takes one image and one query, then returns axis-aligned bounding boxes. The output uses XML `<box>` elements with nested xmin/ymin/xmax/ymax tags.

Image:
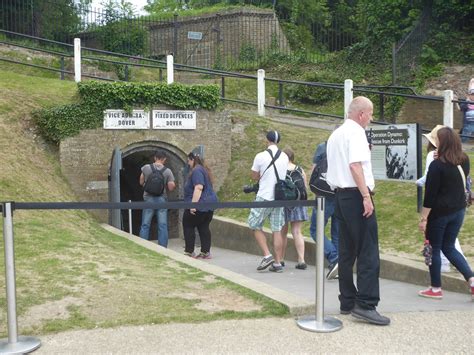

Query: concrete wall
<box><xmin>210</xmin><ymin>216</ymin><xmax>467</xmax><ymax>293</ymax></box>
<box><xmin>59</xmin><ymin>108</ymin><xmax>232</xmax><ymax>224</ymax></box>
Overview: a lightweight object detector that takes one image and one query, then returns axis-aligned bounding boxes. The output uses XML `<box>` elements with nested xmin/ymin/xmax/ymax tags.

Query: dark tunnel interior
<box><xmin>119</xmin><ymin>148</ymin><xmax>185</xmax><ymax>240</ymax></box>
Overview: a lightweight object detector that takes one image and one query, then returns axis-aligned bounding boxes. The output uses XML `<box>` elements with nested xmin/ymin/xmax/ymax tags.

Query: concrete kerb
<box><xmin>101</xmin><ymin>214</ymin><xmax>468</xmax><ymax>316</ymax></box>
<box><xmin>100</xmin><ymin>224</ymin><xmax>314</xmax><ymax>316</ymax></box>
<box><xmin>209</xmin><ymin>216</ymin><xmax>468</xmax><ymax>293</ymax></box>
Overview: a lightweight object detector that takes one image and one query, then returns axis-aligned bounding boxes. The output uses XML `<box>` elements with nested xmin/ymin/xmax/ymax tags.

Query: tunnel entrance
<box><xmin>110</xmin><ymin>143</ymin><xmax>187</xmax><ymax>241</ymax></box>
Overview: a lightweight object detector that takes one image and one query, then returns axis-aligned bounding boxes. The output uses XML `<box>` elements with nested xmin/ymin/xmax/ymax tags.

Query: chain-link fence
<box><xmin>392</xmin><ymin>7</ymin><xmax>432</xmax><ymax>85</ymax></box>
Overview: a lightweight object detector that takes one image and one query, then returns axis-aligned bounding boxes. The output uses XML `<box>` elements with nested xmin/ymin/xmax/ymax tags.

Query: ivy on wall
<box><xmin>33</xmin><ymin>81</ymin><xmax>221</xmax><ymax>144</ymax></box>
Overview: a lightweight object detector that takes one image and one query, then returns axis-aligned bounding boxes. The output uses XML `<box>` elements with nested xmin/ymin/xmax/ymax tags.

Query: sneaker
<box><xmin>269</xmin><ymin>263</ymin><xmax>283</xmax><ymax>273</ymax></box>
<box><xmin>257</xmin><ymin>255</ymin><xmax>274</xmax><ymax>271</ymax></box>
<box><xmin>184</xmin><ymin>252</ymin><xmax>196</xmax><ymax>258</ymax></box>
<box><xmin>326</xmin><ymin>262</ymin><xmax>339</xmax><ymax>280</ymax></box>
<box><xmin>295</xmin><ymin>262</ymin><xmax>307</xmax><ymax>270</ymax></box>
<box><xmin>418</xmin><ymin>288</ymin><xmax>443</xmax><ymax>299</ymax></box>
<box><xmin>196</xmin><ymin>252</ymin><xmax>212</xmax><ymax>259</ymax></box>
<box><xmin>351</xmin><ymin>305</ymin><xmax>390</xmax><ymax>326</ymax></box>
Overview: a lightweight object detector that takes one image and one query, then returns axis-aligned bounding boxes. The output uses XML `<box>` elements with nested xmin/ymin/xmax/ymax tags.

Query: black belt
<box><xmin>335</xmin><ymin>187</ymin><xmax>359</xmax><ymax>192</ymax></box>
<box><xmin>335</xmin><ymin>187</ymin><xmax>375</xmax><ymax>196</ymax></box>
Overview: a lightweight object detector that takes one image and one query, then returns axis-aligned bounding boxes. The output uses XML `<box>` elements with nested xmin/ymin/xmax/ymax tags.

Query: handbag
<box><xmin>422</xmin><ymin>236</ymin><xmax>432</xmax><ymax>266</ymax></box>
<box><xmin>457</xmin><ymin>165</ymin><xmax>473</xmax><ymax>207</ymax></box>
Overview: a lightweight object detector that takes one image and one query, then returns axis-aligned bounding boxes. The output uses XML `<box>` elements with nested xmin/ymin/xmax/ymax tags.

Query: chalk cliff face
<box><xmin>396</xmin><ymin>65</ymin><xmax>474</xmax><ymax>133</ymax></box>
<box><xmin>423</xmin><ymin>65</ymin><xmax>474</xmax><ymax>99</ymax></box>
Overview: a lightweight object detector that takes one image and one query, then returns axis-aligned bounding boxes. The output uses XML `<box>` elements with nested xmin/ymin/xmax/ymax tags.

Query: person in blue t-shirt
<box><xmin>183</xmin><ymin>151</ymin><xmax>218</xmax><ymax>259</ymax></box>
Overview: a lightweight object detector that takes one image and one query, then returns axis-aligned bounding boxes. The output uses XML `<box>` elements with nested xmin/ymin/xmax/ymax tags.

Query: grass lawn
<box><xmin>0</xmin><ymin>69</ymin><xmax>288</xmax><ymax>338</ymax></box>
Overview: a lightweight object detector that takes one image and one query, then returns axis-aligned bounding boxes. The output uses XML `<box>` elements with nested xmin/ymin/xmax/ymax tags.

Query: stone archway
<box><xmin>119</xmin><ymin>141</ymin><xmax>187</xmax><ymax>240</ymax></box>
<box><xmin>59</xmin><ymin>108</ymin><xmax>232</xmax><ymax>235</ymax></box>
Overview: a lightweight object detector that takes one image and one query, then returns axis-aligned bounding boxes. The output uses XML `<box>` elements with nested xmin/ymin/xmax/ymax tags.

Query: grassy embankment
<box><xmin>0</xmin><ymin>69</ymin><xmax>288</xmax><ymax>338</ymax></box>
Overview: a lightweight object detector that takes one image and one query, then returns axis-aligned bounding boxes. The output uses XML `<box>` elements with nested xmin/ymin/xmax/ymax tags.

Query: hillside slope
<box><xmin>0</xmin><ymin>70</ymin><xmax>286</xmax><ymax>337</ymax></box>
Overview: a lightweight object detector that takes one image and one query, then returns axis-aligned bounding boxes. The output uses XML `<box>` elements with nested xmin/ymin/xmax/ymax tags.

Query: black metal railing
<box><xmin>1</xmin><ymin>30</ymin><xmax>472</xmax><ymax>140</ymax></box>
<box><xmin>0</xmin><ymin>0</ymin><xmax>357</xmax><ymax>69</ymax></box>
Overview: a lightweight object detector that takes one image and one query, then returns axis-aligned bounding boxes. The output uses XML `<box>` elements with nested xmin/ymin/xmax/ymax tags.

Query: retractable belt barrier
<box><xmin>1</xmin><ymin>197</ymin><xmax>341</xmax><ymax>353</ymax></box>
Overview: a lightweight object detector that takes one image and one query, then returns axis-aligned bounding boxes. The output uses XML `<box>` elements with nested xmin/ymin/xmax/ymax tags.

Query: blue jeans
<box><xmin>427</xmin><ymin>209</ymin><xmax>473</xmax><ymax>287</ymax></box>
<box><xmin>139</xmin><ymin>195</ymin><xmax>168</xmax><ymax>247</ymax></box>
<box><xmin>310</xmin><ymin>197</ymin><xmax>339</xmax><ymax>264</ymax></box>
<box><xmin>461</xmin><ymin>122</ymin><xmax>474</xmax><ymax>143</ymax></box>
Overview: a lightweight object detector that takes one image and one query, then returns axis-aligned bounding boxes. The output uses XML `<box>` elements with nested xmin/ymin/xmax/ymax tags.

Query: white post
<box><xmin>74</xmin><ymin>38</ymin><xmax>81</xmax><ymax>83</ymax></box>
<box><xmin>257</xmin><ymin>69</ymin><xmax>265</xmax><ymax>117</ymax></box>
<box><xmin>443</xmin><ymin>90</ymin><xmax>454</xmax><ymax>128</ymax></box>
<box><xmin>128</xmin><ymin>200</ymin><xmax>132</xmax><ymax>236</ymax></box>
<box><xmin>344</xmin><ymin>79</ymin><xmax>353</xmax><ymax>120</ymax></box>
<box><xmin>166</xmin><ymin>55</ymin><xmax>174</xmax><ymax>84</ymax></box>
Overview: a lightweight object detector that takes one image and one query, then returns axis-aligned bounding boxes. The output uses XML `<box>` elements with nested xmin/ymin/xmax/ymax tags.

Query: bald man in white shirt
<box><xmin>326</xmin><ymin>96</ymin><xmax>390</xmax><ymax>326</ymax></box>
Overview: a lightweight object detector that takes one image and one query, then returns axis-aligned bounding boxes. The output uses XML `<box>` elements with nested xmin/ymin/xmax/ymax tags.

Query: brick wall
<box><xmin>59</xmin><ymin>108</ymin><xmax>232</xmax><ymax>237</ymax></box>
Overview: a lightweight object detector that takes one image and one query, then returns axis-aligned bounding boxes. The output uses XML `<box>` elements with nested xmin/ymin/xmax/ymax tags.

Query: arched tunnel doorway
<box><xmin>111</xmin><ymin>143</ymin><xmax>187</xmax><ymax>241</ymax></box>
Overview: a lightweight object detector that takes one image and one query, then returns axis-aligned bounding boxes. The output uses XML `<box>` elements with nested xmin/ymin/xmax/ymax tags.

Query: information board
<box><xmin>367</xmin><ymin>123</ymin><xmax>418</xmax><ymax>181</ymax></box>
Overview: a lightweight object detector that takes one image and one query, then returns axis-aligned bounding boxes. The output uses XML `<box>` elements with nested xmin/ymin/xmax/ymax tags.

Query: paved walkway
<box><xmin>166</xmin><ymin>239</ymin><xmax>473</xmax><ymax>315</ymax></box>
<box><xmin>32</xmin><ymin>230</ymin><xmax>473</xmax><ymax>354</ymax></box>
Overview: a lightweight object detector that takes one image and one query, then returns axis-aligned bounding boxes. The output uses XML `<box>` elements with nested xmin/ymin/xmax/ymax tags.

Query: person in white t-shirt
<box><xmin>247</xmin><ymin>130</ymin><xmax>289</xmax><ymax>273</ymax></box>
<box><xmin>326</xmin><ymin>96</ymin><xmax>390</xmax><ymax>326</ymax></box>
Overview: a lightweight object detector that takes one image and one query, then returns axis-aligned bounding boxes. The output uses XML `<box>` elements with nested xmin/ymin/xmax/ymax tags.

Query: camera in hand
<box><xmin>243</xmin><ymin>183</ymin><xmax>259</xmax><ymax>194</ymax></box>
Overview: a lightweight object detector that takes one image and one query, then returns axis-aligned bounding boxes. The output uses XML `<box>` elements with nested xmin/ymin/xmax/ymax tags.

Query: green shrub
<box><xmin>286</xmin><ymin>71</ymin><xmax>343</xmax><ymax>105</ymax></box>
<box><xmin>33</xmin><ymin>81</ymin><xmax>221</xmax><ymax>144</ymax></box>
<box><xmin>98</xmin><ymin>20</ymin><xmax>147</xmax><ymax>56</ymax></box>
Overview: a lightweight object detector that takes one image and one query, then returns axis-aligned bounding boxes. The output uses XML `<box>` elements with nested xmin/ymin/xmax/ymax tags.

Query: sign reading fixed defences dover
<box><xmin>152</xmin><ymin>110</ymin><xmax>196</xmax><ymax>130</ymax></box>
<box><xmin>366</xmin><ymin>123</ymin><xmax>417</xmax><ymax>181</ymax></box>
<box><xmin>103</xmin><ymin>110</ymin><xmax>149</xmax><ymax>129</ymax></box>
<box><xmin>103</xmin><ymin>110</ymin><xmax>197</xmax><ymax>130</ymax></box>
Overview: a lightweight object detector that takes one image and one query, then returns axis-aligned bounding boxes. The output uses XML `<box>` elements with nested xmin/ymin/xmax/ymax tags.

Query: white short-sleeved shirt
<box><xmin>251</xmin><ymin>145</ymin><xmax>289</xmax><ymax>200</ymax></box>
<box><xmin>326</xmin><ymin>119</ymin><xmax>375</xmax><ymax>190</ymax></box>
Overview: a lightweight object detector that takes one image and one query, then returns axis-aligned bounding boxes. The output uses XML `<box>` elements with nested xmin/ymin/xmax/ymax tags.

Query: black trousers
<box><xmin>182</xmin><ymin>210</ymin><xmax>214</xmax><ymax>254</ymax></box>
<box><xmin>334</xmin><ymin>189</ymin><xmax>380</xmax><ymax>311</ymax></box>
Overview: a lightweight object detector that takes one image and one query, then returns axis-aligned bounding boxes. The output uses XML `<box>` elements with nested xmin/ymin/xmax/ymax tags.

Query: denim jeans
<box><xmin>461</xmin><ymin>122</ymin><xmax>474</xmax><ymax>143</ymax></box>
<box><xmin>310</xmin><ymin>196</ymin><xmax>339</xmax><ymax>264</ymax></box>
<box><xmin>427</xmin><ymin>208</ymin><xmax>473</xmax><ymax>287</ymax></box>
<box><xmin>139</xmin><ymin>195</ymin><xmax>168</xmax><ymax>247</ymax></box>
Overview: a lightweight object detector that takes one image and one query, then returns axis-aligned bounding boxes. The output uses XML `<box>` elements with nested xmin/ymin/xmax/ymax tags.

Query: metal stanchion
<box><xmin>128</xmin><ymin>200</ymin><xmax>132</xmax><ymax>235</ymax></box>
<box><xmin>0</xmin><ymin>202</ymin><xmax>41</xmax><ymax>353</ymax></box>
<box><xmin>296</xmin><ymin>197</ymin><xmax>343</xmax><ymax>332</ymax></box>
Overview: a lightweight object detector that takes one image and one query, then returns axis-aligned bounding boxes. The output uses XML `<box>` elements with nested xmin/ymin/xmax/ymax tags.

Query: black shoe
<box><xmin>326</xmin><ymin>262</ymin><xmax>339</xmax><ymax>280</ymax></box>
<box><xmin>281</xmin><ymin>261</ymin><xmax>285</xmax><ymax>267</ymax></box>
<box><xmin>351</xmin><ymin>305</ymin><xmax>390</xmax><ymax>326</ymax></box>
<box><xmin>295</xmin><ymin>262</ymin><xmax>307</xmax><ymax>270</ymax></box>
<box><xmin>340</xmin><ymin>308</ymin><xmax>352</xmax><ymax>315</ymax></box>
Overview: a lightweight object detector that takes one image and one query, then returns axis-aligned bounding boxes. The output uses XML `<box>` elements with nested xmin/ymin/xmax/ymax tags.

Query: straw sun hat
<box><xmin>422</xmin><ymin>124</ymin><xmax>445</xmax><ymax>148</ymax></box>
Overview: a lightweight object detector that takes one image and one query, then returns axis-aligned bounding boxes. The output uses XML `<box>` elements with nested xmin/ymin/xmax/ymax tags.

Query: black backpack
<box><xmin>288</xmin><ymin>166</ymin><xmax>307</xmax><ymax>200</ymax></box>
<box><xmin>309</xmin><ymin>150</ymin><xmax>334</xmax><ymax>197</ymax></box>
<box><xmin>143</xmin><ymin>164</ymin><xmax>167</xmax><ymax>196</ymax></box>
<box><xmin>268</xmin><ymin>150</ymin><xmax>300</xmax><ymax>201</ymax></box>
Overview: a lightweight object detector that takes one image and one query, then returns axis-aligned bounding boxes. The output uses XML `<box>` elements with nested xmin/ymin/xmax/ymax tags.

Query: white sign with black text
<box><xmin>103</xmin><ymin>110</ymin><xmax>150</xmax><ymax>129</ymax></box>
<box><xmin>152</xmin><ymin>110</ymin><xmax>196</xmax><ymax>130</ymax></box>
<box><xmin>366</xmin><ymin>123</ymin><xmax>418</xmax><ymax>181</ymax></box>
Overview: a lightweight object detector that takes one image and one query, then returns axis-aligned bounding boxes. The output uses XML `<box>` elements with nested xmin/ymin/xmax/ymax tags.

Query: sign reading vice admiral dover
<box><xmin>153</xmin><ymin>110</ymin><xmax>196</xmax><ymax>129</ymax></box>
<box><xmin>103</xmin><ymin>110</ymin><xmax>149</xmax><ymax>129</ymax></box>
